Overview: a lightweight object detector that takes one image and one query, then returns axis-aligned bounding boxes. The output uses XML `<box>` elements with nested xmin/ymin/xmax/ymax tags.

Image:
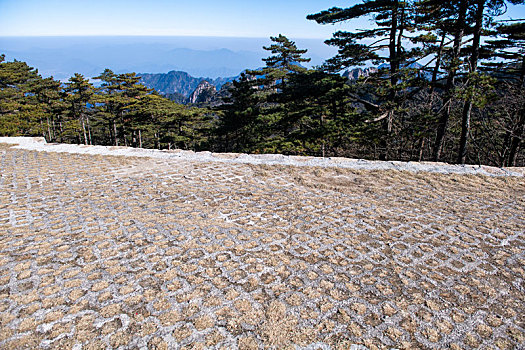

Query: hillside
<box><xmin>139</xmin><ymin>66</ymin><xmax>392</xmax><ymax>104</ymax></box>
<box><xmin>139</xmin><ymin>65</ymin><xmax>416</xmax><ymax>100</ymax></box>
<box><xmin>138</xmin><ymin>70</ymin><xmax>236</xmax><ymax>102</ymax></box>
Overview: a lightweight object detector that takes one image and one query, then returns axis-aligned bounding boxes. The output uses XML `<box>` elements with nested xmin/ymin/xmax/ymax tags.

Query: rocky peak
<box><xmin>343</xmin><ymin>67</ymin><xmax>378</xmax><ymax>81</ymax></box>
<box><xmin>187</xmin><ymin>80</ymin><xmax>217</xmax><ymax>104</ymax></box>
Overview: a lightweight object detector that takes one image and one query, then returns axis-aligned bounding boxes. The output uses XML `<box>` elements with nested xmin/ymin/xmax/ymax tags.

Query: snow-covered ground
<box><xmin>1</xmin><ymin>137</ymin><xmax>522</xmax><ymax>177</ymax></box>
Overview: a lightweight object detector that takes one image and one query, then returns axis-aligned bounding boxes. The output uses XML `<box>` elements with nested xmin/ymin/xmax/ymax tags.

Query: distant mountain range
<box><xmin>0</xmin><ymin>36</ymin><xmax>336</xmax><ymax>81</ymax></box>
<box><xmin>342</xmin><ymin>62</ymin><xmax>426</xmax><ymax>81</ymax></box>
<box><xmin>139</xmin><ymin>63</ymin><xmax>429</xmax><ymax>106</ymax></box>
<box><xmin>138</xmin><ymin>71</ymin><xmax>236</xmax><ymax>97</ymax></box>
<box><xmin>0</xmin><ymin>37</ymin><xmax>265</xmax><ymax>80</ymax></box>
<box><xmin>140</xmin><ymin>67</ymin><xmax>381</xmax><ymax>101</ymax></box>
<box><xmin>343</xmin><ymin>67</ymin><xmax>379</xmax><ymax>80</ymax></box>
<box><xmin>137</xmin><ymin>70</ymin><xmax>235</xmax><ymax>105</ymax></box>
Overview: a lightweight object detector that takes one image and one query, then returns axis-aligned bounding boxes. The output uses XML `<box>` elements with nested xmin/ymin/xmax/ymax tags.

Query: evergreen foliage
<box><xmin>1</xmin><ymin>1</ymin><xmax>525</xmax><ymax>166</ymax></box>
<box><xmin>0</xmin><ymin>61</ymin><xmax>214</xmax><ymax>151</ymax></box>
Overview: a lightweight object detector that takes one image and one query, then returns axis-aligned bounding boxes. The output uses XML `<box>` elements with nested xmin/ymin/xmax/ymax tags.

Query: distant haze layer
<box><xmin>0</xmin><ymin>36</ymin><xmax>337</xmax><ymax>81</ymax></box>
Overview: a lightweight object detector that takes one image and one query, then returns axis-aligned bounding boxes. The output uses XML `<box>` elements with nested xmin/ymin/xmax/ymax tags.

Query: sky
<box><xmin>1</xmin><ymin>0</ymin><xmax>523</xmax><ymax>38</ymax></box>
<box><xmin>0</xmin><ymin>0</ymin><xmax>354</xmax><ymax>39</ymax></box>
<box><xmin>0</xmin><ymin>0</ymin><xmax>523</xmax><ymax>80</ymax></box>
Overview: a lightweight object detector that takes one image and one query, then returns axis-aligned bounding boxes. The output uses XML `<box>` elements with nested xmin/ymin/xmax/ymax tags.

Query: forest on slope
<box><xmin>1</xmin><ymin>0</ymin><xmax>524</xmax><ymax>166</ymax></box>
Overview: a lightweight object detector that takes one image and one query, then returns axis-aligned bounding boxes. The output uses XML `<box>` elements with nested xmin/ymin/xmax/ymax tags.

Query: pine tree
<box><xmin>64</xmin><ymin>73</ymin><xmax>95</xmax><ymax>145</ymax></box>
<box><xmin>418</xmin><ymin>0</ymin><xmax>473</xmax><ymax>161</ymax></box>
<box><xmin>217</xmin><ymin>73</ymin><xmax>262</xmax><ymax>152</ymax></box>
<box><xmin>457</xmin><ymin>0</ymin><xmax>490</xmax><ymax>164</ymax></box>
<box><xmin>31</xmin><ymin>77</ymin><xmax>66</xmax><ymax>142</ymax></box>
<box><xmin>308</xmin><ymin>0</ymin><xmax>419</xmax><ymax>160</ymax></box>
<box><xmin>0</xmin><ymin>56</ymin><xmax>44</xmax><ymax>136</ymax></box>
<box><xmin>93</xmin><ymin>69</ymin><xmax>151</xmax><ymax>146</ymax></box>
<box><xmin>421</xmin><ymin>0</ymin><xmax>523</xmax><ymax>163</ymax></box>
<box><xmin>277</xmin><ymin>70</ymin><xmax>359</xmax><ymax>156</ymax></box>
<box><xmin>249</xmin><ymin>35</ymin><xmax>313</xmax><ymax>152</ymax></box>
<box><xmin>217</xmin><ymin>36</ymin><xmax>312</xmax><ymax>153</ymax></box>
<box><xmin>133</xmin><ymin>93</ymin><xmax>190</xmax><ymax>150</ymax></box>
<box><xmin>411</xmin><ymin>0</ymin><xmax>462</xmax><ymax>160</ymax></box>
<box><xmin>484</xmin><ymin>19</ymin><xmax>525</xmax><ymax>166</ymax></box>
<box><xmin>255</xmin><ymin>34</ymin><xmax>311</xmax><ymax>91</ymax></box>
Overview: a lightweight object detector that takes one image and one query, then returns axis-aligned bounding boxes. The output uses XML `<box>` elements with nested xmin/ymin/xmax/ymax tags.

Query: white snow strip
<box><xmin>1</xmin><ymin>137</ymin><xmax>522</xmax><ymax>177</ymax></box>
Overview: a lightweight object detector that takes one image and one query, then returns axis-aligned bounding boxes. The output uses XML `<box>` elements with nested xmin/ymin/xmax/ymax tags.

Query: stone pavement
<box><xmin>0</xmin><ymin>141</ymin><xmax>524</xmax><ymax>349</ymax></box>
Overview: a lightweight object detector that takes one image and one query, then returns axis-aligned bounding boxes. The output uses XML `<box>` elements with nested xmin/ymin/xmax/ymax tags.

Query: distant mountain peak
<box><xmin>138</xmin><ymin>71</ymin><xmax>200</xmax><ymax>96</ymax></box>
<box><xmin>343</xmin><ymin>67</ymin><xmax>378</xmax><ymax>80</ymax></box>
<box><xmin>137</xmin><ymin>70</ymin><xmax>237</xmax><ymax>105</ymax></box>
<box><xmin>188</xmin><ymin>81</ymin><xmax>217</xmax><ymax>104</ymax></box>
<box><xmin>343</xmin><ymin>61</ymin><xmax>426</xmax><ymax>81</ymax></box>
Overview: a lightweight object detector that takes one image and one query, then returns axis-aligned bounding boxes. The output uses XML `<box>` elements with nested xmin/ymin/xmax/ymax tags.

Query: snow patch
<box><xmin>0</xmin><ymin>137</ymin><xmax>522</xmax><ymax>177</ymax></box>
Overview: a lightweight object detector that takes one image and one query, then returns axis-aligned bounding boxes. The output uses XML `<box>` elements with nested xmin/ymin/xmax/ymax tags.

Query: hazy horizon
<box><xmin>0</xmin><ymin>35</ymin><xmax>338</xmax><ymax>80</ymax></box>
<box><xmin>2</xmin><ymin>0</ymin><xmax>522</xmax><ymax>81</ymax></box>
<box><xmin>0</xmin><ymin>0</ymin><xmax>345</xmax><ymax>80</ymax></box>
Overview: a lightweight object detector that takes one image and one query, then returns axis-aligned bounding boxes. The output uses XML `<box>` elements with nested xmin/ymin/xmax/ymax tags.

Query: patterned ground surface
<box><xmin>0</xmin><ymin>142</ymin><xmax>524</xmax><ymax>350</ymax></box>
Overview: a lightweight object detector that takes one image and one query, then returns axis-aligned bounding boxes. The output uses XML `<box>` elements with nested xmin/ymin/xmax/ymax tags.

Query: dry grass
<box><xmin>0</xmin><ymin>143</ymin><xmax>524</xmax><ymax>349</ymax></box>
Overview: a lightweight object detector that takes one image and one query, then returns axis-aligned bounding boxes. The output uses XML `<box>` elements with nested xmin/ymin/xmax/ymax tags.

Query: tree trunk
<box><xmin>52</xmin><ymin>118</ymin><xmax>57</xmax><ymax>142</ymax></box>
<box><xmin>321</xmin><ymin>114</ymin><xmax>326</xmax><ymax>158</ymax></box>
<box><xmin>81</xmin><ymin>115</ymin><xmax>88</xmax><ymax>145</ymax></box>
<box><xmin>120</xmin><ymin>113</ymin><xmax>127</xmax><ymax>147</ymax></box>
<box><xmin>389</xmin><ymin>0</ymin><xmax>399</xmax><ymax>80</ymax></box>
<box><xmin>379</xmin><ymin>0</ymin><xmax>399</xmax><ymax>161</ymax></box>
<box><xmin>113</xmin><ymin>119</ymin><xmax>118</xmax><ymax>146</ymax></box>
<box><xmin>418</xmin><ymin>138</ymin><xmax>425</xmax><ymax>162</ymax></box>
<box><xmin>520</xmin><ymin>55</ymin><xmax>525</xmax><ymax>89</ymax></box>
<box><xmin>417</xmin><ymin>34</ymin><xmax>446</xmax><ymax>162</ymax></box>
<box><xmin>46</xmin><ymin>116</ymin><xmax>52</xmax><ymax>142</ymax></box>
<box><xmin>458</xmin><ymin>0</ymin><xmax>485</xmax><ymax>164</ymax></box>
<box><xmin>508</xmin><ymin>56</ymin><xmax>525</xmax><ymax>166</ymax></box>
<box><xmin>433</xmin><ymin>0</ymin><xmax>468</xmax><ymax>161</ymax></box>
<box><xmin>458</xmin><ymin>101</ymin><xmax>473</xmax><ymax>163</ymax></box>
<box><xmin>59</xmin><ymin>121</ymin><xmax>63</xmax><ymax>143</ymax></box>
<box><xmin>39</xmin><ymin>118</ymin><xmax>45</xmax><ymax>138</ymax></box>
<box><xmin>500</xmin><ymin>131</ymin><xmax>511</xmax><ymax>167</ymax></box>
<box><xmin>431</xmin><ymin>33</ymin><xmax>446</xmax><ymax>99</ymax></box>
<box><xmin>155</xmin><ymin>132</ymin><xmax>160</xmax><ymax>149</ymax></box>
<box><xmin>139</xmin><ymin>129</ymin><xmax>142</xmax><ymax>148</ymax></box>
<box><xmin>508</xmin><ymin>108</ymin><xmax>525</xmax><ymax>166</ymax></box>
<box><xmin>86</xmin><ymin>116</ymin><xmax>92</xmax><ymax>145</ymax></box>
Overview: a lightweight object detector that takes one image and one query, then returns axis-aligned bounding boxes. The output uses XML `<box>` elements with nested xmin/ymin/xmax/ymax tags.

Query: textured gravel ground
<box><xmin>0</xmin><ymin>140</ymin><xmax>524</xmax><ymax>349</ymax></box>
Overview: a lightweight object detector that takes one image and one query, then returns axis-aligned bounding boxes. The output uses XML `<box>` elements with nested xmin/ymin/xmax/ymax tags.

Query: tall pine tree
<box><xmin>64</xmin><ymin>73</ymin><xmax>94</xmax><ymax>145</ymax></box>
<box><xmin>308</xmin><ymin>0</ymin><xmax>419</xmax><ymax>160</ymax></box>
<box><xmin>484</xmin><ymin>19</ymin><xmax>525</xmax><ymax>165</ymax></box>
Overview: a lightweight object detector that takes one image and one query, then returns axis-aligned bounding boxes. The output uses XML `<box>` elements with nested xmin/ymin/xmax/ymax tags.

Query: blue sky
<box><xmin>0</xmin><ymin>0</ymin><xmax>523</xmax><ymax>38</ymax></box>
<box><xmin>0</xmin><ymin>0</ymin><xmax>523</xmax><ymax>79</ymax></box>
<box><xmin>0</xmin><ymin>0</ymin><xmax>354</xmax><ymax>39</ymax></box>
